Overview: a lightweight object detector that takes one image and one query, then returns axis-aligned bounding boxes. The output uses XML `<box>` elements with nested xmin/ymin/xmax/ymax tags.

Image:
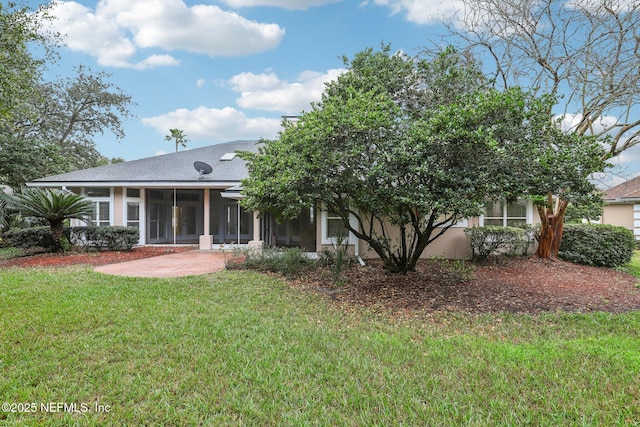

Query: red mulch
<box><xmin>2</xmin><ymin>248</ymin><xmax>639</xmax><ymax>315</ymax></box>
<box><xmin>0</xmin><ymin>246</ymin><xmax>194</xmax><ymax>268</ymax></box>
<box><xmin>289</xmin><ymin>257</ymin><xmax>640</xmax><ymax>315</ymax></box>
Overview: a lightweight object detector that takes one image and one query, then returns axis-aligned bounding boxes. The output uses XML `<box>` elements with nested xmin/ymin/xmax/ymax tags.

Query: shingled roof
<box><xmin>29</xmin><ymin>140</ymin><xmax>260</xmax><ymax>187</ymax></box>
<box><xmin>604</xmin><ymin>175</ymin><xmax>640</xmax><ymax>202</ymax></box>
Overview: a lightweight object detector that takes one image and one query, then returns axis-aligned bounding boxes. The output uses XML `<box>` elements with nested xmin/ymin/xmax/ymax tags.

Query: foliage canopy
<box><xmin>0</xmin><ymin>4</ymin><xmax>135</xmax><ymax>189</ymax></box>
<box><xmin>241</xmin><ymin>46</ymin><xmax>605</xmax><ymax>273</ymax></box>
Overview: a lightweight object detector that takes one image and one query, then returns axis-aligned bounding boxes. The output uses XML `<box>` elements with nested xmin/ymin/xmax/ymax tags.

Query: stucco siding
<box><xmin>358</xmin><ymin>226</ymin><xmax>473</xmax><ymax>260</ymax></box>
<box><xmin>113</xmin><ymin>187</ymin><xmax>124</xmax><ymax>226</ymax></box>
<box><xmin>602</xmin><ymin>203</ymin><xmax>634</xmax><ymax>230</ymax></box>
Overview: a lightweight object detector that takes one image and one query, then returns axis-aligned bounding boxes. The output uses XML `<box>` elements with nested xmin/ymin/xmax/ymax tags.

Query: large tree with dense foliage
<box><xmin>442</xmin><ymin>0</ymin><xmax>636</xmax><ymax>257</ymax></box>
<box><xmin>8</xmin><ymin>65</ymin><xmax>136</xmax><ymax>172</ymax></box>
<box><xmin>241</xmin><ymin>46</ymin><xmax>605</xmax><ymax>273</ymax></box>
<box><xmin>0</xmin><ymin>4</ymin><xmax>135</xmax><ymax>188</ymax></box>
<box><xmin>0</xmin><ymin>2</ymin><xmax>57</xmax><ymax>119</ymax></box>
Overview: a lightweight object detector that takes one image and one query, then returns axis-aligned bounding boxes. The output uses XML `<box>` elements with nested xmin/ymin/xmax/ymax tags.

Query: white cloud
<box><xmin>141</xmin><ymin>106</ymin><xmax>282</xmax><ymax>141</ymax></box>
<box><xmin>133</xmin><ymin>54</ymin><xmax>181</xmax><ymax>70</ymax></box>
<box><xmin>45</xmin><ymin>0</ymin><xmax>285</xmax><ymax>68</ymax></box>
<box><xmin>372</xmin><ymin>0</ymin><xmax>465</xmax><ymax>25</ymax></box>
<box><xmin>220</xmin><ymin>0</ymin><xmax>342</xmax><ymax>10</ymax></box>
<box><xmin>44</xmin><ymin>1</ymin><xmax>138</xmax><ymax>68</ymax></box>
<box><xmin>196</xmin><ymin>79</ymin><xmax>206</xmax><ymax>88</ymax></box>
<box><xmin>228</xmin><ymin>68</ymin><xmax>344</xmax><ymax>113</ymax></box>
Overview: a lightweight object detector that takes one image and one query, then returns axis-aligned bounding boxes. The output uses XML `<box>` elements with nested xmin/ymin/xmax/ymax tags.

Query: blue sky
<box><xmin>27</xmin><ymin>0</ymin><xmax>640</xmax><ymax>185</ymax></box>
<box><xmin>34</xmin><ymin>0</ymin><xmax>454</xmax><ymax>161</ymax></box>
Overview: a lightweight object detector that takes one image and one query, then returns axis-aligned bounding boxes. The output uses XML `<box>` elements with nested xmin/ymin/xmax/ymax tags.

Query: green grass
<box><xmin>1</xmin><ymin>267</ymin><xmax>639</xmax><ymax>426</ymax></box>
<box><xmin>624</xmin><ymin>250</ymin><xmax>640</xmax><ymax>279</ymax></box>
<box><xmin>0</xmin><ymin>247</ymin><xmax>24</xmax><ymax>260</ymax></box>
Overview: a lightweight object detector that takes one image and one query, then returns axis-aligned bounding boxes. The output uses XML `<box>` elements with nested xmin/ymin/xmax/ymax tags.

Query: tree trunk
<box><xmin>49</xmin><ymin>219</ymin><xmax>66</xmax><ymax>252</ymax></box>
<box><xmin>535</xmin><ymin>196</ymin><xmax>569</xmax><ymax>259</ymax></box>
<box><xmin>550</xmin><ymin>199</ymin><xmax>569</xmax><ymax>257</ymax></box>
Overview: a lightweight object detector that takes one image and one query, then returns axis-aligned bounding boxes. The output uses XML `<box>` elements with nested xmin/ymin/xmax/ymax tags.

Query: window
<box><xmin>85</xmin><ymin>187</ymin><xmax>110</xmax><ymax>197</ymax></box>
<box><xmin>90</xmin><ymin>201</ymin><xmax>111</xmax><ymax>226</ymax></box>
<box><xmin>326</xmin><ymin>212</ymin><xmax>348</xmax><ymax>240</ymax></box>
<box><xmin>436</xmin><ymin>213</ymin><xmax>468</xmax><ymax>228</ymax></box>
<box><xmin>127</xmin><ymin>203</ymin><xmax>140</xmax><ymax>228</ymax></box>
<box><xmin>321</xmin><ymin>209</ymin><xmax>356</xmax><ymax>244</ymax></box>
<box><xmin>124</xmin><ymin>188</ymin><xmax>143</xmax><ymax>244</ymax></box>
<box><xmin>82</xmin><ymin>187</ymin><xmax>111</xmax><ymax>227</ymax></box>
<box><xmin>481</xmin><ymin>200</ymin><xmax>529</xmax><ymax>226</ymax></box>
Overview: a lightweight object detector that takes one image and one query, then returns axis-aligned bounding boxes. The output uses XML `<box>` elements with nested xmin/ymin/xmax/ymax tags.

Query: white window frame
<box><xmin>321</xmin><ymin>209</ymin><xmax>358</xmax><ymax>245</ymax></box>
<box><xmin>71</xmin><ymin>187</ymin><xmax>113</xmax><ymax>227</ymax></box>
<box><xmin>437</xmin><ymin>215</ymin><xmax>468</xmax><ymax>228</ymax></box>
<box><xmin>123</xmin><ymin>187</ymin><xmax>145</xmax><ymax>245</ymax></box>
<box><xmin>479</xmin><ymin>199</ymin><xmax>533</xmax><ymax>227</ymax></box>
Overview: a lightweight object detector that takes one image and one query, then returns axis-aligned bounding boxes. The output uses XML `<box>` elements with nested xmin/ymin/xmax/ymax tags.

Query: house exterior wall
<box><xmin>601</xmin><ymin>203</ymin><xmax>634</xmax><ymax>231</ymax></box>
<box><xmin>356</xmin><ymin>223</ymin><xmax>473</xmax><ymax>261</ymax></box>
<box><xmin>113</xmin><ymin>187</ymin><xmax>124</xmax><ymax>226</ymax></box>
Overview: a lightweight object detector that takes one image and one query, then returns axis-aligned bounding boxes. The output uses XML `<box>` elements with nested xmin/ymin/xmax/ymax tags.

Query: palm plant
<box><xmin>164</xmin><ymin>128</ymin><xmax>189</xmax><ymax>152</ymax></box>
<box><xmin>9</xmin><ymin>188</ymin><xmax>94</xmax><ymax>251</ymax></box>
<box><xmin>0</xmin><ymin>190</ymin><xmax>11</xmax><ymax>232</ymax></box>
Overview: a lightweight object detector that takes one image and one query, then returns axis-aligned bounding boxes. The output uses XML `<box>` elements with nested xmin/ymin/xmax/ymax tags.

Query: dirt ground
<box><xmin>3</xmin><ymin>248</ymin><xmax>639</xmax><ymax>315</ymax></box>
<box><xmin>289</xmin><ymin>257</ymin><xmax>640</xmax><ymax>315</ymax></box>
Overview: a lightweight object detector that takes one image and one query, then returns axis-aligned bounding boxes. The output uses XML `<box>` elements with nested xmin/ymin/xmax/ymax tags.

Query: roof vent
<box><xmin>220</xmin><ymin>152</ymin><xmax>236</xmax><ymax>161</ymax></box>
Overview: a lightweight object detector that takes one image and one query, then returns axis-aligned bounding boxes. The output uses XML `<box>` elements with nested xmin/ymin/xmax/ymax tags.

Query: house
<box><xmin>28</xmin><ymin>140</ymin><xmax>538</xmax><ymax>259</ymax></box>
<box><xmin>602</xmin><ymin>175</ymin><xmax>640</xmax><ymax>240</ymax></box>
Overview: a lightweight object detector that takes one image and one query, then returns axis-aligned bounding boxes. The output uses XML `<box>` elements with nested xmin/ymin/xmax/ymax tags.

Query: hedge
<box><xmin>71</xmin><ymin>226</ymin><xmax>139</xmax><ymax>251</ymax></box>
<box><xmin>559</xmin><ymin>223</ymin><xmax>636</xmax><ymax>268</ymax></box>
<box><xmin>4</xmin><ymin>226</ymin><xmax>139</xmax><ymax>251</ymax></box>
<box><xmin>3</xmin><ymin>226</ymin><xmax>59</xmax><ymax>249</ymax></box>
<box><xmin>464</xmin><ymin>226</ymin><xmax>532</xmax><ymax>260</ymax></box>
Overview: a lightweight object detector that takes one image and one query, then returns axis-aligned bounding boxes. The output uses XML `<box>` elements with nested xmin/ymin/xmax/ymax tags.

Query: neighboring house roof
<box><xmin>29</xmin><ymin>140</ymin><xmax>260</xmax><ymax>188</ymax></box>
<box><xmin>603</xmin><ymin>175</ymin><xmax>640</xmax><ymax>202</ymax></box>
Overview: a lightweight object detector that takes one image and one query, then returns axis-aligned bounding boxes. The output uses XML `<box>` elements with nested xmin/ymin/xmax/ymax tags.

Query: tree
<box><xmin>165</xmin><ymin>128</ymin><xmax>189</xmax><ymax>152</ymax></box>
<box><xmin>0</xmin><ymin>136</ymin><xmax>67</xmax><ymax>190</ymax></box>
<box><xmin>8</xmin><ymin>188</ymin><xmax>94</xmax><ymax>251</ymax></box>
<box><xmin>1</xmin><ymin>4</ymin><xmax>136</xmax><ymax>188</ymax></box>
<box><xmin>442</xmin><ymin>0</ymin><xmax>639</xmax><ymax>257</ymax></box>
<box><xmin>2</xmin><ymin>66</ymin><xmax>136</xmax><ymax>173</ymax></box>
<box><xmin>499</xmin><ymin>106</ymin><xmax>607</xmax><ymax>258</ymax></box>
<box><xmin>0</xmin><ymin>2</ymin><xmax>58</xmax><ymax>119</ymax></box>
<box><xmin>241</xmin><ymin>47</ymin><xmax>599</xmax><ymax>273</ymax></box>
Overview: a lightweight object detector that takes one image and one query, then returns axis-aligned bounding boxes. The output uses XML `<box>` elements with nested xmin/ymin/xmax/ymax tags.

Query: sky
<box><xmin>25</xmin><ymin>0</ymin><xmax>640</xmax><ymax>185</ymax></box>
<box><xmin>32</xmin><ymin>0</ymin><xmax>451</xmax><ymax>160</ymax></box>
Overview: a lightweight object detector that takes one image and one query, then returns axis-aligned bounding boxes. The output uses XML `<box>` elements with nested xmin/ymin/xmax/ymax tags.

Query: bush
<box><xmin>227</xmin><ymin>246</ymin><xmax>314</xmax><ymax>277</ymax></box>
<box><xmin>559</xmin><ymin>223</ymin><xmax>636</xmax><ymax>268</ymax></box>
<box><xmin>465</xmin><ymin>226</ymin><xmax>531</xmax><ymax>260</ymax></box>
<box><xmin>71</xmin><ymin>226</ymin><xmax>139</xmax><ymax>251</ymax></box>
<box><xmin>4</xmin><ymin>226</ymin><xmax>139</xmax><ymax>251</ymax></box>
<box><xmin>3</xmin><ymin>226</ymin><xmax>60</xmax><ymax>250</ymax></box>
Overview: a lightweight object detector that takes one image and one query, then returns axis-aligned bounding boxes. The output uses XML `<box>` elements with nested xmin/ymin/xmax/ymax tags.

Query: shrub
<box><xmin>465</xmin><ymin>226</ymin><xmax>531</xmax><ymax>260</ymax></box>
<box><xmin>227</xmin><ymin>246</ymin><xmax>314</xmax><ymax>277</ymax></box>
<box><xmin>559</xmin><ymin>223</ymin><xmax>636</xmax><ymax>268</ymax></box>
<box><xmin>4</xmin><ymin>226</ymin><xmax>139</xmax><ymax>251</ymax></box>
<box><xmin>4</xmin><ymin>226</ymin><xmax>61</xmax><ymax>250</ymax></box>
<box><xmin>71</xmin><ymin>226</ymin><xmax>139</xmax><ymax>251</ymax></box>
<box><xmin>318</xmin><ymin>234</ymin><xmax>354</xmax><ymax>284</ymax></box>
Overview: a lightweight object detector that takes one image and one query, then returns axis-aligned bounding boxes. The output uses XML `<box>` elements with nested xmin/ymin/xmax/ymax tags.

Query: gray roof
<box><xmin>30</xmin><ymin>140</ymin><xmax>260</xmax><ymax>187</ymax></box>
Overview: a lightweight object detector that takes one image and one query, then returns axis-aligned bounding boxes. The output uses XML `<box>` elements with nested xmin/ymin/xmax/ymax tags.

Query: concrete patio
<box><xmin>94</xmin><ymin>250</ymin><xmax>227</xmax><ymax>278</ymax></box>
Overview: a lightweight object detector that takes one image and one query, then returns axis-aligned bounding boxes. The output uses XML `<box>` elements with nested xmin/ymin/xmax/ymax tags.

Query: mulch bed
<box><xmin>3</xmin><ymin>248</ymin><xmax>639</xmax><ymax>315</ymax></box>
<box><xmin>289</xmin><ymin>257</ymin><xmax>640</xmax><ymax>315</ymax></box>
<box><xmin>0</xmin><ymin>246</ymin><xmax>194</xmax><ymax>268</ymax></box>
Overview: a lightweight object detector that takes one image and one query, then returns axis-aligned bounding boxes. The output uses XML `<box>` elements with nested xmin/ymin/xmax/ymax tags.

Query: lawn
<box><xmin>0</xmin><ymin>266</ymin><xmax>639</xmax><ymax>426</ymax></box>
